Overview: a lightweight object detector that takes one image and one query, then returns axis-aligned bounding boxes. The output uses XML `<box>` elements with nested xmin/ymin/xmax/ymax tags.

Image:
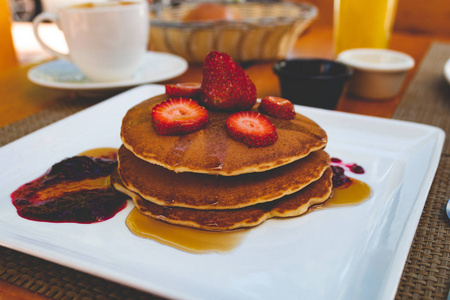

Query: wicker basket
<box><xmin>149</xmin><ymin>2</ymin><xmax>317</xmax><ymax>63</ymax></box>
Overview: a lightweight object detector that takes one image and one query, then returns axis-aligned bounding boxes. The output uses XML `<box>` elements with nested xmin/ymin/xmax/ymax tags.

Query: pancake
<box><xmin>121</xmin><ymin>94</ymin><xmax>328</xmax><ymax>176</ymax></box>
<box><xmin>113</xmin><ymin>167</ymin><xmax>333</xmax><ymax>231</ymax></box>
<box><xmin>118</xmin><ymin>145</ymin><xmax>330</xmax><ymax>209</ymax></box>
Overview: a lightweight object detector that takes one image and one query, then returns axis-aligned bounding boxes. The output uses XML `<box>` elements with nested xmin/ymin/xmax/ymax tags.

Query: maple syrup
<box><xmin>78</xmin><ymin>147</ymin><xmax>118</xmax><ymax>159</ymax></box>
<box><xmin>313</xmin><ymin>178</ymin><xmax>371</xmax><ymax>212</ymax></box>
<box><xmin>126</xmin><ymin>208</ymin><xmax>247</xmax><ymax>254</ymax></box>
<box><xmin>125</xmin><ymin>175</ymin><xmax>371</xmax><ymax>254</ymax></box>
<box><xmin>315</xmin><ymin>157</ymin><xmax>371</xmax><ymax>208</ymax></box>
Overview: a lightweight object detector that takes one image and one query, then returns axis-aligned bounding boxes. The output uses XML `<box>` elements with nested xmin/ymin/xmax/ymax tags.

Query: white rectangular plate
<box><xmin>0</xmin><ymin>85</ymin><xmax>444</xmax><ymax>300</ymax></box>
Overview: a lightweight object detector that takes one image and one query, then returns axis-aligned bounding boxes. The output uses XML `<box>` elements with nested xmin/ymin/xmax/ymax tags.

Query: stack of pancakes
<box><xmin>114</xmin><ymin>94</ymin><xmax>333</xmax><ymax>231</ymax></box>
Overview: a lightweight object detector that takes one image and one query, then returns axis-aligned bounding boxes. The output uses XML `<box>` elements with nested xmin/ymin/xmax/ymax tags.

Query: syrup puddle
<box><xmin>126</xmin><ymin>208</ymin><xmax>247</xmax><ymax>254</ymax></box>
<box><xmin>78</xmin><ymin>147</ymin><xmax>118</xmax><ymax>159</ymax></box>
<box><xmin>313</xmin><ymin>178</ymin><xmax>371</xmax><ymax>211</ymax></box>
<box><xmin>126</xmin><ymin>177</ymin><xmax>371</xmax><ymax>254</ymax></box>
<box><xmin>329</xmin><ymin>178</ymin><xmax>371</xmax><ymax>206</ymax></box>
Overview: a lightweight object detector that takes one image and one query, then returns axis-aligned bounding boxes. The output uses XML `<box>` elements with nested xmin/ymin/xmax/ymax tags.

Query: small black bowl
<box><xmin>273</xmin><ymin>58</ymin><xmax>353</xmax><ymax>110</ymax></box>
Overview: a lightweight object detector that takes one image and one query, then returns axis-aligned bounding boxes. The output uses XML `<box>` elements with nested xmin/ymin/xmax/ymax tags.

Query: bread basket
<box><xmin>149</xmin><ymin>1</ymin><xmax>318</xmax><ymax>63</ymax></box>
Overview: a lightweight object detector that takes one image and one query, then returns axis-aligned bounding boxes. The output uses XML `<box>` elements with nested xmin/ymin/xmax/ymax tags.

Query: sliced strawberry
<box><xmin>200</xmin><ymin>51</ymin><xmax>256</xmax><ymax>111</ymax></box>
<box><xmin>258</xmin><ymin>96</ymin><xmax>295</xmax><ymax>120</ymax></box>
<box><xmin>152</xmin><ymin>98</ymin><xmax>209</xmax><ymax>135</ymax></box>
<box><xmin>226</xmin><ymin>111</ymin><xmax>278</xmax><ymax>147</ymax></box>
<box><xmin>165</xmin><ymin>82</ymin><xmax>201</xmax><ymax>98</ymax></box>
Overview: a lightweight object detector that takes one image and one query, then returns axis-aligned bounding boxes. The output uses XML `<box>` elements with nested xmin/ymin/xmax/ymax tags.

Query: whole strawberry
<box><xmin>258</xmin><ymin>96</ymin><xmax>295</xmax><ymax>120</ymax></box>
<box><xmin>200</xmin><ymin>51</ymin><xmax>257</xmax><ymax>111</ymax></box>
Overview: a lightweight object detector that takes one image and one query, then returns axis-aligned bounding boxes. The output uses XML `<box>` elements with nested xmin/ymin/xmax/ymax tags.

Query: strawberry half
<box><xmin>165</xmin><ymin>82</ymin><xmax>201</xmax><ymax>98</ymax></box>
<box><xmin>200</xmin><ymin>51</ymin><xmax>257</xmax><ymax>111</ymax></box>
<box><xmin>258</xmin><ymin>96</ymin><xmax>295</xmax><ymax>120</ymax></box>
<box><xmin>226</xmin><ymin>111</ymin><xmax>278</xmax><ymax>147</ymax></box>
<box><xmin>152</xmin><ymin>98</ymin><xmax>209</xmax><ymax>135</ymax></box>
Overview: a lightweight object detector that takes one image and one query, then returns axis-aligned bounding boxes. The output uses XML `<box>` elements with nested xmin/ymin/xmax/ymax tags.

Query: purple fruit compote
<box><xmin>331</xmin><ymin>157</ymin><xmax>365</xmax><ymax>188</ymax></box>
<box><xmin>11</xmin><ymin>151</ymin><xmax>127</xmax><ymax>224</ymax></box>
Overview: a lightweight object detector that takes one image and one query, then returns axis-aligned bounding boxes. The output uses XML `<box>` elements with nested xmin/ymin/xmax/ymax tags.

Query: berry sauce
<box><xmin>313</xmin><ymin>157</ymin><xmax>371</xmax><ymax>209</ymax></box>
<box><xmin>11</xmin><ymin>149</ymin><xmax>127</xmax><ymax>223</ymax></box>
<box><xmin>331</xmin><ymin>165</ymin><xmax>352</xmax><ymax>188</ymax></box>
<box><xmin>331</xmin><ymin>156</ymin><xmax>365</xmax><ymax>189</ymax></box>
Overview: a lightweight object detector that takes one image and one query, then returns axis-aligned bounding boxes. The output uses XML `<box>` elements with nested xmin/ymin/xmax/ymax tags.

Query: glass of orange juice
<box><xmin>333</xmin><ymin>0</ymin><xmax>399</xmax><ymax>56</ymax></box>
<box><xmin>0</xmin><ymin>0</ymin><xmax>18</xmax><ymax>69</ymax></box>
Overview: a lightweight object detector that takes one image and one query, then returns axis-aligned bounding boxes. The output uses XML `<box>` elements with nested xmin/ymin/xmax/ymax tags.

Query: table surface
<box><xmin>1</xmin><ymin>24</ymin><xmax>449</xmax><ymax>300</ymax></box>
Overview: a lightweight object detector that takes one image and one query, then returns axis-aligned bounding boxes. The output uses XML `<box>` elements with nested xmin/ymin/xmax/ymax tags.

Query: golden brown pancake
<box><xmin>113</xmin><ymin>167</ymin><xmax>333</xmax><ymax>231</ymax></box>
<box><xmin>120</xmin><ymin>94</ymin><xmax>328</xmax><ymax>176</ymax></box>
<box><xmin>118</xmin><ymin>145</ymin><xmax>330</xmax><ymax>209</ymax></box>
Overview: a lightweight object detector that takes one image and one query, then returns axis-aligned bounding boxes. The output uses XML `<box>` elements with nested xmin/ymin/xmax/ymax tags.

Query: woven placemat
<box><xmin>392</xmin><ymin>42</ymin><xmax>450</xmax><ymax>156</ymax></box>
<box><xmin>1</xmin><ymin>42</ymin><xmax>449</xmax><ymax>299</ymax></box>
<box><xmin>0</xmin><ymin>96</ymin><xmax>102</xmax><ymax>147</ymax></box>
<box><xmin>393</xmin><ymin>42</ymin><xmax>450</xmax><ymax>300</ymax></box>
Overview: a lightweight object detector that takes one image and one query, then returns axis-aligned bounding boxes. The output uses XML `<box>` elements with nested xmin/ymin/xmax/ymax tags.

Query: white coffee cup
<box><xmin>33</xmin><ymin>1</ymin><xmax>149</xmax><ymax>82</ymax></box>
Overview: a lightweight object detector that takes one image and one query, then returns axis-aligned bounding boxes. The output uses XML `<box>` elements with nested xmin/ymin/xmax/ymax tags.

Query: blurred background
<box><xmin>5</xmin><ymin>0</ymin><xmax>450</xmax><ymax>68</ymax></box>
<box><xmin>9</xmin><ymin>0</ymin><xmax>41</xmax><ymax>21</ymax></box>
<box><xmin>8</xmin><ymin>0</ymin><xmax>450</xmax><ymax>37</ymax></box>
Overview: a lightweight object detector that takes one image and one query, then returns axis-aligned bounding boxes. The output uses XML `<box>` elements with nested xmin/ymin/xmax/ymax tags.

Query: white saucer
<box><xmin>444</xmin><ymin>58</ymin><xmax>450</xmax><ymax>85</ymax></box>
<box><xmin>27</xmin><ymin>51</ymin><xmax>188</xmax><ymax>91</ymax></box>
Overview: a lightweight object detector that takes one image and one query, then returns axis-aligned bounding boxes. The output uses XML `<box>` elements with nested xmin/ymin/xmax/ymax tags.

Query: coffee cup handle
<box><xmin>33</xmin><ymin>12</ymin><xmax>70</xmax><ymax>61</ymax></box>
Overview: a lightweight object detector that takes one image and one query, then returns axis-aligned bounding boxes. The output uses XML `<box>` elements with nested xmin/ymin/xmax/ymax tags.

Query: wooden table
<box><xmin>1</xmin><ymin>25</ymin><xmax>449</xmax><ymax>299</ymax></box>
<box><xmin>2</xmin><ymin>26</ymin><xmax>449</xmax><ymax>130</ymax></box>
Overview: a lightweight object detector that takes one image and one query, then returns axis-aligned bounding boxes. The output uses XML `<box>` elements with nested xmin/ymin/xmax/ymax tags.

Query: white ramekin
<box><xmin>337</xmin><ymin>48</ymin><xmax>415</xmax><ymax>100</ymax></box>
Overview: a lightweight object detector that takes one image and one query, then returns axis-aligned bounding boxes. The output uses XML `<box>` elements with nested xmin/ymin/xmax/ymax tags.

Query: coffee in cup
<box><xmin>33</xmin><ymin>1</ymin><xmax>149</xmax><ymax>82</ymax></box>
